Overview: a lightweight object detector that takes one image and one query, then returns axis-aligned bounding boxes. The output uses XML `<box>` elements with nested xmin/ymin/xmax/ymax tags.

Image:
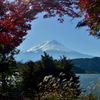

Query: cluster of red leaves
<box><xmin>0</xmin><ymin>0</ymin><xmax>30</xmax><ymax>47</ymax></box>
<box><xmin>0</xmin><ymin>0</ymin><xmax>32</xmax><ymax>53</ymax></box>
<box><xmin>0</xmin><ymin>0</ymin><xmax>77</xmax><ymax>54</ymax></box>
<box><xmin>1</xmin><ymin>0</ymin><xmax>100</xmax><ymax>54</ymax></box>
<box><xmin>77</xmin><ymin>0</ymin><xmax>100</xmax><ymax>37</ymax></box>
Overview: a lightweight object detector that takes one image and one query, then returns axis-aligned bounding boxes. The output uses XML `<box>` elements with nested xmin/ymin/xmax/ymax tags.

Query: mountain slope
<box><xmin>72</xmin><ymin>57</ymin><xmax>100</xmax><ymax>73</ymax></box>
<box><xmin>27</xmin><ymin>40</ymin><xmax>71</xmax><ymax>53</ymax></box>
<box><xmin>16</xmin><ymin>40</ymin><xmax>93</xmax><ymax>62</ymax></box>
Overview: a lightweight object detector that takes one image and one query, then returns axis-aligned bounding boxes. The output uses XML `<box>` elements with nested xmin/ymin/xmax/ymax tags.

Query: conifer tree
<box><xmin>38</xmin><ymin>55</ymin><xmax>81</xmax><ymax>99</ymax></box>
<box><xmin>41</xmin><ymin>52</ymin><xmax>58</xmax><ymax>76</ymax></box>
<box><xmin>58</xmin><ymin>56</ymin><xmax>81</xmax><ymax>97</ymax></box>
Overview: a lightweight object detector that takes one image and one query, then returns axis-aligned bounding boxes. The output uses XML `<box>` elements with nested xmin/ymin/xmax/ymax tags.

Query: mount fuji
<box><xmin>16</xmin><ymin>40</ymin><xmax>93</xmax><ymax>62</ymax></box>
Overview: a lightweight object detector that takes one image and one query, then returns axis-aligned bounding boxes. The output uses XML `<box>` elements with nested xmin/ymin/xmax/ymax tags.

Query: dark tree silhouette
<box><xmin>41</xmin><ymin>52</ymin><xmax>58</xmax><ymax>76</ymax></box>
<box><xmin>38</xmin><ymin>54</ymin><xmax>81</xmax><ymax>99</ymax></box>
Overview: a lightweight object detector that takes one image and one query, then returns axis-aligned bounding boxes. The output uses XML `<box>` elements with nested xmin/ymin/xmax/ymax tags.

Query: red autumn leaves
<box><xmin>0</xmin><ymin>0</ymin><xmax>31</xmax><ymax>48</ymax></box>
<box><xmin>77</xmin><ymin>0</ymin><xmax>100</xmax><ymax>36</ymax></box>
<box><xmin>0</xmin><ymin>0</ymin><xmax>100</xmax><ymax>53</ymax></box>
<box><xmin>0</xmin><ymin>0</ymin><xmax>76</xmax><ymax>50</ymax></box>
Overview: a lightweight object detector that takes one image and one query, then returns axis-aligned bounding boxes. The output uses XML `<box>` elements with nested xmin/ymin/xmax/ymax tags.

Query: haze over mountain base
<box><xmin>16</xmin><ymin>40</ymin><xmax>92</xmax><ymax>62</ymax></box>
<box><xmin>15</xmin><ymin>40</ymin><xmax>100</xmax><ymax>73</ymax></box>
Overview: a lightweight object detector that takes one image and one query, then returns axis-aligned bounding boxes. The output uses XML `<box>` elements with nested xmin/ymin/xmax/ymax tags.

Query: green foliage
<box><xmin>19</xmin><ymin>52</ymin><xmax>81</xmax><ymax>99</ymax></box>
<box><xmin>0</xmin><ymin>48</ymin><xmax>19</xmax><ymax>94</ymax></box>
<box><xmin>0</xmin><ymin>52</ymin><xmax>99</xmax><ymax>99</ymax></box>
<box><xmin>85</xmin><ymin>93</ymin><xmax>99</xmax><ymax>100</ymax></box>
<box><xmin>73</xmin><ymin>57</ymin><xmax>100</xmax><ymax>73</ymax></box>
<box><xmin>79</xmin><ymin>93</ymin><xmax>99</xmax><ymax>100</ymax></box>
<box><xmin>21</xmin><ymin>61</ymin><xmax>43</xmax><ymax>92</ymax></box>
<box><xmin>41</xmin><ymin>52</ymin><xmax>58</xmax><ymax>75</ymax></box>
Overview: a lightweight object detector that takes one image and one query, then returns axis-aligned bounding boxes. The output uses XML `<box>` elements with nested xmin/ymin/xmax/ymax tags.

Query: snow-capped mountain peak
<box><xmin>16</xmin><ymin>40</ymin><xmax>93</xmax><ymax>62</ymax></box>
<box><xmin>27</xmin><ymin>40</ymin><xmax>71</xmax><ymax>53</ymax></box>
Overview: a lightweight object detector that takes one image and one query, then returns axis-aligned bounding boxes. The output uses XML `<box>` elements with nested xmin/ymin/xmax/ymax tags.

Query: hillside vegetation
<box><xmin>73</xmin><ymin>57</ymin><xmax>100</xmax><ymax>73</ymax></box>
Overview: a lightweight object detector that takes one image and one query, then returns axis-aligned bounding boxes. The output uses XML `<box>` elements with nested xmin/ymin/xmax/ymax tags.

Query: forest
<box><xmin>0</xmin><ymin>52</ymin><xmax>100</xmax><ymax>99</ymax></box>
<box><xmin>0</xmin><ymin>0</ymin><xmax>100</xmax><ymax>99</ymax></box>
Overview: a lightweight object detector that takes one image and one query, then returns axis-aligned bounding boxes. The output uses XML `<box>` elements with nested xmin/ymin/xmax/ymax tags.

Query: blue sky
<box><xmin>18</xmin><ymin>13</ymin><xmax>100</xmax><ymax>57</ymax></box>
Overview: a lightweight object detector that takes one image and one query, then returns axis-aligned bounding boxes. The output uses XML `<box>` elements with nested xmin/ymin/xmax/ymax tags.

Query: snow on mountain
<box><xmin>16</xmin><ymin>40</ymin><xmax>93</xmax><ymax>62</ymax></box>
<box><xmin>27</xmin><ymin>40</ymin><xmax>71</xmax><ymax>53</ymax></box>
